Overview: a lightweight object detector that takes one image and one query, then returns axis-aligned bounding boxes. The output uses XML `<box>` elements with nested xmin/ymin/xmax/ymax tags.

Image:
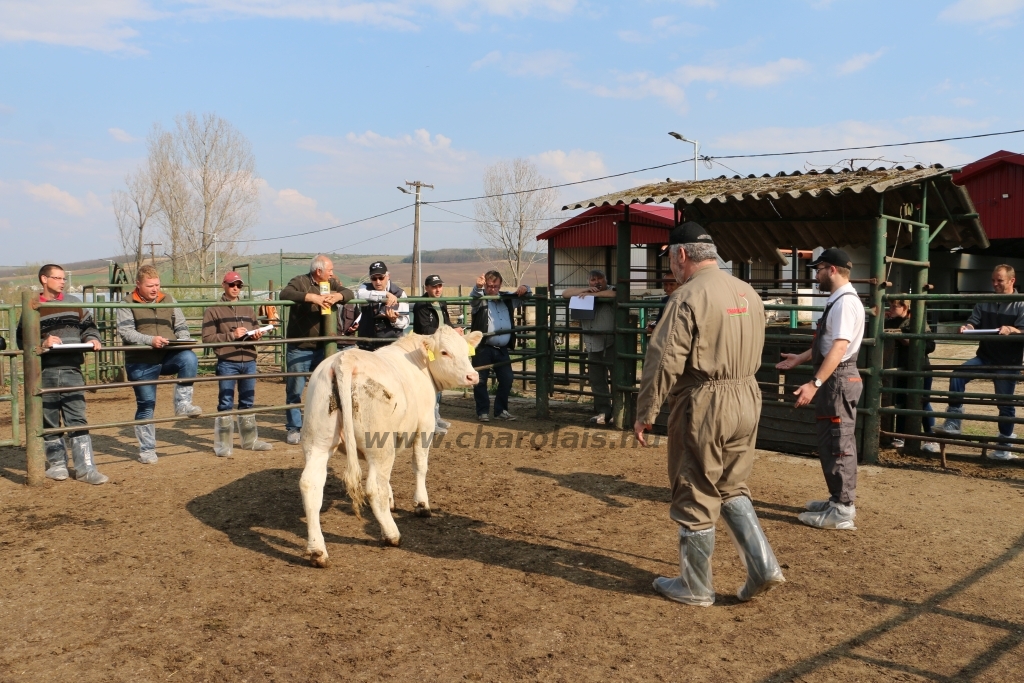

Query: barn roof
<box><xmin>536</xmin><ymin>204</ymin><xmax>674</xmax><ymax>248</ymax></box>
<box><xmin>953</xmin><ymin>150</ymin><xmax>1024</xmax><ymax>185</ymax></box>
<box><xmin>563</xmin><ymin>164</ymin><xmax>987</xmax><ymax>265</ymax></box>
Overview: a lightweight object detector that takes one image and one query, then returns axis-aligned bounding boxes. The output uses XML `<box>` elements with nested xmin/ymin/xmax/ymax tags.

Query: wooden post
<box><xmin>21</xmin><ymin>290</ymin><xmax>45</xmax><ymax>486</ymax></box>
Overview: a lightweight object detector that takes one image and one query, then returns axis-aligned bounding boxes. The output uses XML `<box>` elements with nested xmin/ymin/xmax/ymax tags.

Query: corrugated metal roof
<box><xmin>536</xmin><ymin>204</ymin><xmax>674</xmax><ymax>247</ymax></box>
<box><xmin>562</xmin><ymin>164</ymin><xmax>987</xmax><ymax>265</ymax></box>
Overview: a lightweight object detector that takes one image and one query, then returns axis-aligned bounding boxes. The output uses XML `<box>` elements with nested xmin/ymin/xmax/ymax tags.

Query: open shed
<box><xmin>561</xmin><ymin>164</ymin><xmax>988</xmax><ymax>462</ymax></box>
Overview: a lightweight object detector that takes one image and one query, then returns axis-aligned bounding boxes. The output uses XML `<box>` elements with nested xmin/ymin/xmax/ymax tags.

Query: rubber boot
<box><xmin>214</xmin><ymin>416</ymin><xmax>234</xmax><ymax>457</ymax></box>
<box><xmin>173</xmin><ymin>384</ymin><xmax>202</xmax><ymax>417</ymax></box>
<box><xmin>135</xmin><ymin>424</ymin><xmax>158</xmax><ymax>464</ymax></box>
<box><xmin>69</xmin><ymin>434</ymin><xmax>108</xmax><ymax>485</ymax></box>
<box><xmin>652</xmin><ymin>527</ymin><xmax>715</xmax><ymax>606</ymax></box>
<box><xmin>238</xmin><ymin>415</ymin><xmax>272</xmax><ymax>451</ymax></box>
<box><xmin>44</xmin><ymin>437</ymin><xmax>69</xmax><ymax>481</ymax></box>
<box><xmin>434</xmin><ymin>403</ymin><xmax>450</xmax><ymax>433</ymax></box>
<box><xmin>721</xmin><ymin>496</ymin><xmax>785</xmax><ymax>601</ymax></box>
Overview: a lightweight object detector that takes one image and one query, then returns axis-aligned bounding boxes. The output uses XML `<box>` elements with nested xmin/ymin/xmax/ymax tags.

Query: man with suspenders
<box><xmin>777</xmin><ymin>248</ymin><xmax>865</xmax><ymax>531</ymax></box>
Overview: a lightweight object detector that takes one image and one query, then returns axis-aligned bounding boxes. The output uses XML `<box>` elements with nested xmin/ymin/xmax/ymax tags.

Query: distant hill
<box><xmin>399</xmin><ymin>249</ymin><xmax>547</xmax><ymax>264</ymax></box>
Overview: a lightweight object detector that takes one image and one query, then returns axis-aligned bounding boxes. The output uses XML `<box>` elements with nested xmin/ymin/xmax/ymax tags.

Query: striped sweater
<box><xmin>16</xmin><ymin>293</ymin><xmax>101</xmax><ymax>369</ymax></box>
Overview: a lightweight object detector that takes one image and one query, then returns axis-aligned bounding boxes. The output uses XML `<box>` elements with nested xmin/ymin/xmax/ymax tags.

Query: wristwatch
<box><xmin>812</xmin><ymin>378</ymin><xmax>823</xmax><ymax>388</ymax></box>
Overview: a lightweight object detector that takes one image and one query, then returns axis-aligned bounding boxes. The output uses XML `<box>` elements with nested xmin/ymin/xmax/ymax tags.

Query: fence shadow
<box><xmin>515</xmin><ymin>467</ymin><xmax>669</xmax><ymax>507</ymax></box>
<box><xmin>759</xmin><ymin>530</ymin><xmax>1024</xmax><ymax>682</ymax></box>
<box><xmin>186</xmin><ymin>467</ymin><xmax>659</xmax><ymax>596</ymax></box>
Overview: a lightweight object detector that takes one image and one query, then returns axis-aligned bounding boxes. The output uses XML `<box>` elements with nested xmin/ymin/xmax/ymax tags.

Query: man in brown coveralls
<box><xmin>635</xmin><ymin>222</ymin><xmax>785</xmax><ymax>606</ymax></box>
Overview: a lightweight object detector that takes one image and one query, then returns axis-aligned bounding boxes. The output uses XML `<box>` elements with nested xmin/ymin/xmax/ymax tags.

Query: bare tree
<box><xmin>112</xmin><ymin>165</ymin><xmax>159</xmax><ymax>282</ymax></box>
<box><xmin>123</xmin><ymin>112</ymin><xmax>260</xmax><ymax>284</ymax></box>
<box><xmin>474</xmin><ymin>158</ymin><xmax>557</xmax><ymax>287</ymax></box>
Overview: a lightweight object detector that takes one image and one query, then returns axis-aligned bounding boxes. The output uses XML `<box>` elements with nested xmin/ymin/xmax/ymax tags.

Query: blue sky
<box><xmin>1</xmin><ymin>0</ymin><xmax>1023</xmax><ymax>265</ymax></box>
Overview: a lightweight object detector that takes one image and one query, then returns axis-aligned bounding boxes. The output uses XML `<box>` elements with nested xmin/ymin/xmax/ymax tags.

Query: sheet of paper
<box><xmin>166</xmin><ymin>339</ymin><xmax>197</xmax><ymax>345</ymax></box>
<box><xmin>962</xmin><ymin>328</ymin><xmax>1001</xmax><ymax>334</ymax></box>
<box><xmin>568</xmin><ymin>295</ymin><xmax>595</xmax><ymax>311</ymax></box>
<box><xmin>242</xmin><ymin>324</ymin><xmax>275</xmax><ymax>338</ymax></box>
<box><xmin>43</xmin><ymin>342</ymin><xmax>94</xmax><ymax>352</ymax></box>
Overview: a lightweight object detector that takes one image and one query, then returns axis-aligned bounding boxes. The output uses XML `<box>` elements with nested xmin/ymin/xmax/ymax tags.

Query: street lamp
<box><xmin>668</xmin><ymin>132</ymin><xmax>699</xmax><ymax>181</ymax></box>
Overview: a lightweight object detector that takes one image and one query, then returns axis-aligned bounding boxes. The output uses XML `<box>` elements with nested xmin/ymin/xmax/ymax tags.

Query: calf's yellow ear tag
<box><xmin>427</xmin><ymin>349</ymin><xmax>436</xmax><ymax>362</ymax></box>
<box><xmin>466</xmin><ymin>342</ymin><xmax>475</xmax><ymax>357</ymax></box>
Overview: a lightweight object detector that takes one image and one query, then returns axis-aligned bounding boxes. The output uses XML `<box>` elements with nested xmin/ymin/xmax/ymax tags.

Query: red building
<box><xmin>953</xmin><ymin>150</ymin><xmax>1024</xmax><ymax>245</ymax></box>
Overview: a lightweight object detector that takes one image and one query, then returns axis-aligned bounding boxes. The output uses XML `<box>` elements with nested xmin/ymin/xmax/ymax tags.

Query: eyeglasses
<box><xmin>370</xmin><ymin>275</ymin><xmax>386</xmax><ymax>282</ymax></box>
<box><xmin>226</xmin><ymin>282</ymin><xmax>244</xmax><ymax>288</ymax></box>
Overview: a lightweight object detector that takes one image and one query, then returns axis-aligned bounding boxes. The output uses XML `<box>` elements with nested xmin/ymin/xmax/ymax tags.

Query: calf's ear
<box><xmin>466</xmin><ymin>330</ymin><xmax>484</xmax><ymax>347</ymax></box>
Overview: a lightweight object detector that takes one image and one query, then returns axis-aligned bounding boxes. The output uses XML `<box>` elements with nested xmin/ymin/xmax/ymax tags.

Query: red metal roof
<box><xmin>537</xmin><ymin>204</ymin><xmax>674</xmax><ymax>248</ymax></box>
<box><xmin>953</xmin><ymin>150</ymin><xmax>1024</xmax><ymax>241</ymax></box>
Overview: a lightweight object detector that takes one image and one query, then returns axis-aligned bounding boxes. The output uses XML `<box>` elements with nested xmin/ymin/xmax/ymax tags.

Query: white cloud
<box><xmin>470</xmin><ymin>49</ymin><xmax>575</xmax><ymax>77</ymax></box>
<box><xmin>261</xmin><ymin>182</ymin><xmax>340</xmax><ymax>226</ymax></box>
<box><xmin>108</xmin><ymin>127</ymin><xmax>138</xmax><ymax>143</ymax></box>
<box><xmin>0</xmin><ymin>0</ymin><xmax>159</xmax><ymax>53</ymax></box>
<box><xmin>676</xmin><ymin>57</ymin><xmax>810</xmax><ymax>87</ymax></box>
<box><xmin>837</xmin><ymin>48</ymin><xmax>885</xmax><ymax>75</ymax></box>
<box><xmin>297</xmin><ymin>127</ymin><xmax>479</xmax><ymax>186</ymax></box>
<box><xmin>0</xmin><ymin>0</ymin><xmax>581</xmax><ymax>53</ymax></box>
<box><xmin>617</xmin><ymin>15</ymin><xmax>702</xmax><ymax>43</ymax></box>
<box><xmin>573</xmin><ymin>72</ymin><xmax>688</xmax><ymax>112</ymax></box>
<box><xmin>952</xmin><ymin>97</ymin><xmax>977</xmax><ymax>107</ymax></box>
<box><xmin>0</xmin><ymin>103</ymin><xmax>14</xmax><ymax>115</ymax></box>
<box><xmin>22</xmin><ymin>182</ymin><xmax>103</xmax><ymax>216</ymax></box>
<box><xmin>939</xmin><ymin>0</ymin><xmax>1024</xmax><ymax>26</ymax></box>
<box><xmin>534</xmin><ymin>149</ymin><xmax>607</xmax><ymax>183</ymax></box>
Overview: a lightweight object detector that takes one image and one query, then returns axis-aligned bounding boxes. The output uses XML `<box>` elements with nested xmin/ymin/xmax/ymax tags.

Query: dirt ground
<box><xmin>2</xmin><ymin>379</ymin><xmax>1024</xmax><ymax>682</ymax></box>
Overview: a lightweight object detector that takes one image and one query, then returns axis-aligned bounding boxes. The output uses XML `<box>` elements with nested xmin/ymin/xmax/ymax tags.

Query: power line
<box><xmin>706</xmin><ymin>127</ymin><xmax>1024</xmax><ymax>161</ymax></box>
<box><xmin>327</xmin><ymin>222</ymin><xmax>414</xmax><ymax>254</ymax></box>
<box><xmin>216</xmin><ymin>204</ymin><xmax>414</xmax><ymax>244</ymax></box>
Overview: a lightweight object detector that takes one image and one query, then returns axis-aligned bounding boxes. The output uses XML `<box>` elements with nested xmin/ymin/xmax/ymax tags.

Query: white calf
<box><xmin>299</xmin><ymin>327</ymin><xmax>483</xmax><ymax>567</ymax></box>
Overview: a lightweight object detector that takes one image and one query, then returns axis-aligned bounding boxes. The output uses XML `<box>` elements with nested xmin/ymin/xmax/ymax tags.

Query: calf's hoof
<box><xmin>381</xmin><ymin>535</ymin><xmax>402</xmax><ymax>547</ymax></box>
<box><xmin>414</xmin><ymin>504</ymin><xmax>432</xmax><ymax>518</ymax></box>
<box><xmin>308</xmin><ymin>549</ymin><xmax>331</xmax><ymax>568</ymax></box>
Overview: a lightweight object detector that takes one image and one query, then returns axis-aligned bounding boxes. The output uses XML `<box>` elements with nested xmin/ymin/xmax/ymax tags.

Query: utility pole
<box><xmin>145</xmin><ymin>242</ymin><xmax>162</xmax><ymax>266</ymax></box>
<box><xmin>398</xmin><ymin>180</ymin><xmax>433</xmax><ymax>295</ymax></box>
<box><xmin>213</xmin><ymin>234</ymin><xmax>218</xmax><ymax>282</ymax></box>
<box><xmin>668</xmin><ymin>132</ymin><xmax>700</xmax><ymax>181</ymax></box>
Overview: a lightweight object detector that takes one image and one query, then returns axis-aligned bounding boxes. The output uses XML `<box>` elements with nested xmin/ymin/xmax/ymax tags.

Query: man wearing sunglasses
<box><xmin>355</xmin><ymin>261</ymin><xmax>409</xmax><ymax>348</ymax></box>
<box><xmin>202</xmin><ymin>271</ymin><xmax>272</xmax><ymax>456</ymax></box>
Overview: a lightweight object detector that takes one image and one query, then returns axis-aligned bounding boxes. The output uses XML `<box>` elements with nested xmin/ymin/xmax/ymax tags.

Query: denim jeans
<box><xmin>473</xmin><ymin>345</ymin><xmax>513</xmax><ymax>417</ymax></box>
<box><xmin>125</xmin><ymin>348</ymin><xmax>199</xmax><ymax>420</ymax></box>
<box><xmin>41</xmin><ymin>366</ymin><xmax>88</xmax><ymax>440</ymax></box>
<box><xmin>895</xmin><ymin>373</ymin><xmax>936</xmax><ymax>434</ymax></box>
<box><xmin>216</xmin><ymin>359</ymin><xmax>256</xmax><ymax>412</ymax></box>
<box><xmin>948</xmin><ymin>356</ymin><xmax>1018</xmax><ymax>438</ymax></box>
<box><xmin>286</xmin><ymin>346</ymin><xmax>324</xmax><ymax>431</ymax></box>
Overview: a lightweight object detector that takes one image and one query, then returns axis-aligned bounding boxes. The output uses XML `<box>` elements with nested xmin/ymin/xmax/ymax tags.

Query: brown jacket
<box><xmin>279</xmin><ymin>274</ymin><xmax>354</xmax><ymax>350</ymax></box>
<box><xmin>202</xmin><ymin>295</ymin><xmax>260</xmax><ymax>362</ymax></box>
<box><xmin>637</xmin><ymin>265</ymin><xmax>765</xmax><ymax>424</ymax></box>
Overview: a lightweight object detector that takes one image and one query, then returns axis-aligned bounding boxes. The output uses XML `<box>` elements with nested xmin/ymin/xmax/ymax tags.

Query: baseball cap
<box><xmin>369</xmin><ymin>261</ymin><xmax>387</xmax><ymax>275</ymax></box>
<box><xmin>425</xmin><ymin>274</ymin><xmax>443</xmax><ymax>287</ymax></box>
<box><xmin>808</xmin><ymin>248</ymin><xmax>853</xmax><ymax>270</ymax></box>
<box><xmin>222</xmin><ymin>271</ymin><xmax>243</xmax><ymax>284</ymax></box>
<box><xmin>658</xmin><ymin>221</ymin><xmax>714</xmax><ymax>257</ymax></box>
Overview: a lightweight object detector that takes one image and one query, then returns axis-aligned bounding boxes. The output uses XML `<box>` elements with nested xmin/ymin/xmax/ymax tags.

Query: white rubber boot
<box><xmin>173</xmin><ymin>384</ymin><xmax>202</xmax><ymax>417</ymax></box>
<box><xmin>652</xmin><ymin>527</ymin><xmax>715</xmax><ymax>606</ymax></box>
<box><xmin>69</xmin><ymin>434</ymin><xmax>109</xmax><ymax>485</ymax></box>
<box><xmin>135</xmin><ymin>424</ymin><xmax>158</xmax><ymax>464</ymax></box>
<box><xmin>44</xmin><ymin>437</ymin><xmax>70</xmax><ymax>481</ymax></box>
<box><xmin>238</xmin><ymin>415</ymin><xmax>272</xmax><ymax>451</ymax></box>
<box><xmin>214</xmin><ymin>416</ymin><xmax>234</xmax><ymax>457</ymax></box>
<box><xmin>721</xmin><ymin>496</ymin><xmax>785</xmax><ymax>601</ymax></box>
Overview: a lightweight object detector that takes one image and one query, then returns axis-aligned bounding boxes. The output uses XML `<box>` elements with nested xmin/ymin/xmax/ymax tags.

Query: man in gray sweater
<box><xmin>17</xmin><ymin>264</ymin><xmax>107</xmax><ymax>484</ymax></box>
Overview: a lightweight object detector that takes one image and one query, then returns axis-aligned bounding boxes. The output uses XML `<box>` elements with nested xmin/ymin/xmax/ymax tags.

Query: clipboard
<box><xmin>42</xmin><ymin>342</ymin><xmax>95</xmax><ymax>353</ymax></box>
<box><xmin>569</xmin><ymin>295</ymin><xmax>596</xmax><ymax>321</ymax></box>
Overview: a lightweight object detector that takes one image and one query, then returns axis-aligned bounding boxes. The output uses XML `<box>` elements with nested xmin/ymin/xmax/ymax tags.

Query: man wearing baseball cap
<box><xmin>777</xmin><ymin>247</ymin><xmax>865</xmax><ymax>530</ymax></box>
<box><xmin>636</xmin><ymin>221</ymin><xmax>784</xmax><ymax>606</ymax></box>
<box><xmin>201</xmin><ymin>271</ymin><xmax>272</xmax><ymax>456</ymax></box>
<box><xmin>413</xmin><ymin>274</ymin><xmax>455</xmax><ymax>432</ymax></box>
<box><xmin>355</xmin><ymin>261</ymin><xmax>409</xmax><ymax>348</ymax></box>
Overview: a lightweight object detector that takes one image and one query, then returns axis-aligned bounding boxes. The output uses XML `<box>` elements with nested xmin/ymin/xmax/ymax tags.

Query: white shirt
<box><xmin>820</xmin><ymin>282</ymin><xmax>865</xmax><ymax>362</ymax></box>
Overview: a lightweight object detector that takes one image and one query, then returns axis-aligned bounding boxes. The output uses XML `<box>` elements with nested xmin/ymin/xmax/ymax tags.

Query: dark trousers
<box><xmin>41</xmin><ymin>367</ymin><xmax>88</xmax><ymax>440</ymax></box>
<box><xmin>814</xmin><ymin>363</ymin><xmax>862</xmax><ymax>505</ymax></box>
<box><xmin>473</xmin><ymin>344</ymin><xmax>513</xmax><ymax>417</ymax></box>
<box><xmin>587</xmin><ymin>346</ymin><xmax>615</xmax><ymax>417</ymax></box>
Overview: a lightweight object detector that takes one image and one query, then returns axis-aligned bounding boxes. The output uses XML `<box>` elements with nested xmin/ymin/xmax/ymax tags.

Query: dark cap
<box><xmin>368</xmin><ymin>261</ymin><xmax>387</xmax><ymax>275</ymax></box>
<box><xmin>424</xmin><ymin>274</ymin><xmax>443</xmax><ymax>287</ymax></box>
<box><xmin>659</xmin><ymin>221</ymin><xmax>714</xmax><ymax>256</ymax></box>
<box><xmin>808</xmin><ymin>248</ymin><xmax>853</xmax><ymax>270</ymax></box>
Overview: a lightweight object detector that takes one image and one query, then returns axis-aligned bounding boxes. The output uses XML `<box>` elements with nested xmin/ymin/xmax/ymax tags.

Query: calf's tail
<box><xmin>337</xmin><ymin>360</ymin><xmax>365</xmax><ymax>518</ymax></box>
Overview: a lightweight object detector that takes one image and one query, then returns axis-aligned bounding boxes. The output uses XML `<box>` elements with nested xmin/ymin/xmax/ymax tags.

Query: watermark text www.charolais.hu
<box><xmin>362</xmin><ymin>425</ymin><xmax>662</xmax><ymax>449</ymax></box>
